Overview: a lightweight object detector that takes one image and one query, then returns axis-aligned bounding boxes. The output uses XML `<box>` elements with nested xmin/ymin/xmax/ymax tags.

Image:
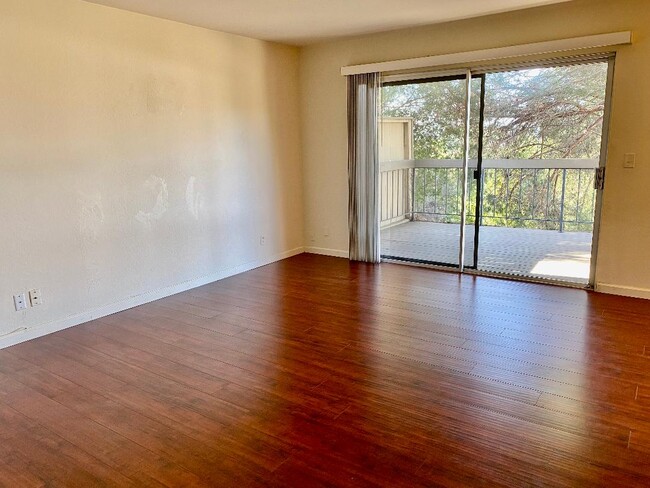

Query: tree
<box><xmin>381</xmin><ymin>62</ymin><xmax>608</xmax><ymax>231</ymax></box>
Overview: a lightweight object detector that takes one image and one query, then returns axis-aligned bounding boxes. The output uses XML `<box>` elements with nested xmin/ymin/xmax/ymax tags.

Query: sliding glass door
<box><xmin>379</xmin><ymin>74</ymin><xmax>483</xmax><ymax>268</ymax></box>
<box><xmin>474</xmin><ymin>60</ymin><xmax>610</xmax><ymax>284</ymax></box>
<box><xmin>379</xmin><ymin>56</ymin><xmax>613</xmax><ymax>287</ymax></box>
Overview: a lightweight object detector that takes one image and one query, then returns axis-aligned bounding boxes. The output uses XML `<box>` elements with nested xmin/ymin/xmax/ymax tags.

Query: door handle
<box><xmin>594</xmin><ymin>167</ymin><xmax>606</xmax><ymax>190</ymax></box>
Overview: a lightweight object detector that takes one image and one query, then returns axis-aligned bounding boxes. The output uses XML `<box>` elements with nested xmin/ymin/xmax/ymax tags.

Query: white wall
<box><xmin>300</xmin><ymin>0</ymin><xmax>650</xmax><ymax>298</ymax></box>
<box><xmin>0</xmin><ymin>0</ymin><xmax>304</xmax><ymax>344</ymax></box>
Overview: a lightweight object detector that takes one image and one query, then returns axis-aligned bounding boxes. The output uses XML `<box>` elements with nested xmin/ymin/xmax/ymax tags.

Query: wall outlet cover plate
<box><xmin>14</xmin><ymin>294</ymin><xmax>27</xmax><ymax>311</ymax></box>
<box><xmin>29</xmin><ymin>289</ymin><xmax>42</xmax><ymax>306</ymax></box>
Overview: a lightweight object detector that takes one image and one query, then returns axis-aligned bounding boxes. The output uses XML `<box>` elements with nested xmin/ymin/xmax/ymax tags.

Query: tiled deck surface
<box><xmin>381</xmin><ymin>221</ymin><xmax>592</xmax><ymax>284</ymax></box>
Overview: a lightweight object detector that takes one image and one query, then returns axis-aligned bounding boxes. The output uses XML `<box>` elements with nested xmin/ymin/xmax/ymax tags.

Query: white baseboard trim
<box><xmin>596</xmin><ymin>282</ymin><xmax>650</xmax><ymax>300</ymax></box>
<box><xmin>0</xmin><ymin>246</ymin><xmax>305</xmax><ymax>350</ymax></box>
<box><xmin>304</xmin><ymin>247</ymin><xmax>349</xmax><ymax>258</ymax></box>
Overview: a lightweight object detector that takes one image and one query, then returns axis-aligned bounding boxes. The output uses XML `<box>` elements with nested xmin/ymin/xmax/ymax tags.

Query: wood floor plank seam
<box><xmin>3</xmin><ymin>384</ymin><xmax>207</xmax><ymax>486</ymax></box>
<box><xmin>57</xmin><ymin>328</ymin><xmax>238</xmax><ymax>391</ymax></box>
<box><xmin>364</xmin><ymin>345</ymin><xmax>548</xmax><ymax>397</ymax></box>
<box><xmin>260</xmin><ymin>308</ymin><xmax>580</xmax><ymax>362</ymax></box>
<box><xmin>82</xmin><ymin>321</ymin><xmax>337</xmax><ymax>397</ymax></box>
<box><xmin>286</xmin><ymin>295</ymin><xmax>588</xmax><ymax>337</ymax></box>
<box><xmin>0</xmin><ymin>373</ymin><xmax>203</xmax><ymax>487</ymax></box>
<box><xmin>497</xmin><ymin>328</ymin><xmax>604</xmax><ymax>353</ymax></box>
<box><xmin>349</xmin><ymin>310</ymin><xmax>642</xmax><ymax>362</ymax></box>
<box><xmin>90</xmin><ymin>318</ymin><xmax>536</xmax><ymax>414</ymax></box>
<box><xmin>3</xmin><ymin>347</ymin><xmax>238</xmax><ymax>437</ymax></box>
<box><xmin>326</xmin><ymin>336</ymin><xmax>636</xmax><ymax>408</ymax></box>
<box><xmin>240</xmin><ymin>285</ymin><xmax>591</xmax><ymax>332</ymax></box>
<box><xmin>50</xmin><ymin>335</ymin><xmax>253</xmax><ymax>412</ymax></box>
<box><xmin>412</xmin><ymin>335</ymin><xmax>585</xmax><ymax>368</ymax></box>
<box><xmin>350</xmin><ymin>291</ymin><xmax>596</xmax><ymax>324</ymax></box>
<box><xmin>300</xmin><ymin>290</ymin><xmax>593</xmax><ymax>325</ymax></box>
<box><xmin>92</xmin><ymin>318</ymin><xmax>326</xmax><ymax>386</ymax></box>
<box><xmin>300</xmin><ymin>283</ymin><xmax>598</xmax><ymax>323</ymax></box>
<box><xmin>333</xmin><ymin>375</ymin><xmax>631</xmax><ymax>454</ymax></box>
<box><xmin>367</xmin><ymin>339</ymin><xmax>599</xmax><ymax>387</ymax></box>
<box><xmin>0</xmin><ymin>403</ymin><xmax>136</xmax><ymax>486</ymax></box>
<box><xmin>54</xmin><ymin>329</ymin><xmax>360</xmax><ymax>433</ymax></box>
<box><xmin>4</xmin><ymin>349</ymin><xmax>293</xmax><ymax>481</ymax></box>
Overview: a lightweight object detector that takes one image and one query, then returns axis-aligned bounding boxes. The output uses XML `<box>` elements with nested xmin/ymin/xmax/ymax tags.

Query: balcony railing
<box><xmin>380</xmin><ymin>159</ymin><xmax>599</xmax><ymax>233</ymax></box>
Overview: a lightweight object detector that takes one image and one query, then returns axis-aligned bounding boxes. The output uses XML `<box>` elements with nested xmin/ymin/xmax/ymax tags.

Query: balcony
<box><xmin>380</xmin><ymin>158</ymin><xmax>598</xmax><ymax>284</ymax></box>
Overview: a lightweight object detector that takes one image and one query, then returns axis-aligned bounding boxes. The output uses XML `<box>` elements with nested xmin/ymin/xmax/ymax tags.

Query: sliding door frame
<box><xmin>458</xmin><ymin>70</ymin><xmax>472</xmax><ymax>272</ymax></box>
<box><xmin>380</xmin><ymin>72</ymin><xmax>473</xmax><ymax>269</ymax></box>
<box><xmin>380</xmin><ymin>53</ymin><xmax>615</xmax><ymax>289</ymax></box>
<box><xmin>470</xmin><ymin>74</ymin><xmax>487</xmax><ymax>271</ymax></box>
<box><xmin>588</xmin><ymin>55</ymin><xmax>616</xmax><ymax>288</ymax></box>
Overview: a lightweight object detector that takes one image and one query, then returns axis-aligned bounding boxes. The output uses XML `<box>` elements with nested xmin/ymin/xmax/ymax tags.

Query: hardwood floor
<box><xmin>1</xmin><ymin>253</ymin><xmax>650</xmax><ymax>487</ymax></box>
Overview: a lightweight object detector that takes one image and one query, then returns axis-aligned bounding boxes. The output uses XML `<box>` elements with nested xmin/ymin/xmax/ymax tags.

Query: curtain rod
<box><xmin>340</xmin><ymin>31</ymin><xmax>632</xmax><ymax>76</ymax></box>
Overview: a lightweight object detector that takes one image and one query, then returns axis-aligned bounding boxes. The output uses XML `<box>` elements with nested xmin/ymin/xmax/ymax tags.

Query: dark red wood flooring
<box><xmin>1</xmin><ymin>253</ymin><xmax>650</xmax><ymax>486</ymax></box>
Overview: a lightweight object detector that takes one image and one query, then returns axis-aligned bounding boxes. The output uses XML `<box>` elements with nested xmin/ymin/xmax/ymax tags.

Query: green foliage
<box><xmin>481</xmin><ymin>64</ymin><xmax>607</xmax><ymax>159</ymax></box>
<box><xmin>381</xmin><ymin>63</ymin><xmax>608</xmax><ymax>231</ymax></box>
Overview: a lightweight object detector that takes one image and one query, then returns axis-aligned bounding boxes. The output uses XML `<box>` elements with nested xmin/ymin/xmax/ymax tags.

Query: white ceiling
<box><xmin>83</xmin><ymin>0</ymin><xmax>572</xmax><ymax>45</ymax></box>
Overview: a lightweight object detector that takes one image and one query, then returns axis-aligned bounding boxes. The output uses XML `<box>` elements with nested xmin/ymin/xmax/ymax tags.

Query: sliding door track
<box><xmin>382</xmin><ymin>255</ymin><xmax>590</xmax><ymax>290</ymax></box>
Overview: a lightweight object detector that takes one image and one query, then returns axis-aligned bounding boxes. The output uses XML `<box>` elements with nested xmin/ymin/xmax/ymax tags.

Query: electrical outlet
<box><xmin>324</xmin><ymin>227</ymin><xmax>330</xmax><ymax>237</ymax></box>
<box><xmin>259</xmin><ymin>235</ymin><xmax>265</xmax><ymax>246</ymax></box>
<box><xmin>29</xmin><ymin>289</ymin><xmax>42</xmax><ymax>306</ymax></box>
<box><xmin>13</xmin><ymin>294</ymin><xmax>27</xmax><ymax>311</ymax></box>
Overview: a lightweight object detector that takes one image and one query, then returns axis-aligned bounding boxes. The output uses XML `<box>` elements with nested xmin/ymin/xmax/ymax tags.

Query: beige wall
<box><xmin>300</xmin><ymin>0</ymin><xmax>650</xmax><ymax>297</ymax></box>
<box><xmin>0</xmin><ymin>0</ymin><xmax>303</xmax><ymax>342</ymax></box>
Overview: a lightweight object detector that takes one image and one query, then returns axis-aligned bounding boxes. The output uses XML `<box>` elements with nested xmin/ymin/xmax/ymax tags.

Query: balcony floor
<box><xmin>381</xmin><ymin>221</ymin><xmax>592</xmax><ymax>285</ymax></box>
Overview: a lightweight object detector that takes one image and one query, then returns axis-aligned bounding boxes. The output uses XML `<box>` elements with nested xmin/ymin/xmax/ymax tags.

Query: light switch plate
<box><xmin>624</xmin><ymin>153</ymin><xmax>636</xmax><ymax>168</ymax></box>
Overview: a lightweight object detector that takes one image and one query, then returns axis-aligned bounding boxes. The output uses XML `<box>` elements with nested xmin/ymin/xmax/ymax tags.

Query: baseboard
<box><xmin>0</xmin><ymin>246</ymin><xmax>305</xmax><ymax>350</ymax></box>
<box><xmin>304</xmin><ymin>246</ymin><xmax>349</xmax><ymax>258</ymax></box>
<box><xmin>596</xmin><ymin>282</ymin><xmax>650</xmax><ymax>300</ymax></box>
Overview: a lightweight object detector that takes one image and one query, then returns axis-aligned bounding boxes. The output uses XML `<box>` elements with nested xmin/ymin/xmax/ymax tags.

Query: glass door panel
<box><xmin>476</xmin><ymin>62</ymin><xmax>610</xmax><ymax>284</ymax></box>
<box><xmin>380</xmin><ymin>75</ymin><xmax>481</xmax><ymax>267</ymax></box>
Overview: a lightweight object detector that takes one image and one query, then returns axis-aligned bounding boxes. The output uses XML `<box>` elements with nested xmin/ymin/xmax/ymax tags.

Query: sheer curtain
<box><xmin>347</xmin><ymin>72</ymin><xmax>381</xmax><ymax>263</ymax></box>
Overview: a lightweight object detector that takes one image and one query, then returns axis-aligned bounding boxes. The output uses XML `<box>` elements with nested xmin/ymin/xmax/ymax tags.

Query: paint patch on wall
<box><xmin>145</xmin><ymin>76</ymin><xmax>186</xmax><ymax>115</ymax></box>
<box><xmin>79</xmin><ymin>191</ymin><xmax>105</xmax><ymax>241</ymax></box>
<box><xmin>135</xmin><ymin>176</ymin><xmax>169</xmax><ymax>229</ymax></box>
<box><xmin>185</xmin><ymin>176</ymin><xmax>205</xmax><ymax>220</ymax></box>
